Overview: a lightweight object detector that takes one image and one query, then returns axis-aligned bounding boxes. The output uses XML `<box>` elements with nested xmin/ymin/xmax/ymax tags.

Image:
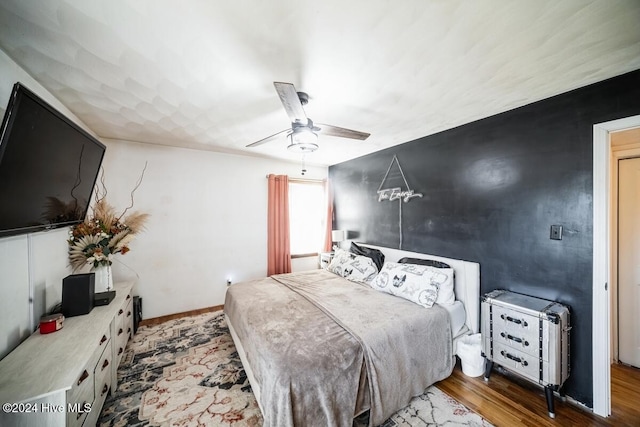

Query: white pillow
<box><xmin>432</xmin><ymin>267</ymin><xmax>455</xmax><ymax>305</ymax></box>
<box><xmin>327</xmin><ymin>248</ymin><xmax>378</xmax><ymax>285</ymax></box>
<box><xmin>370</xmin><ymin>262</ymin><xmax>455</xmax><ymax>308</ymax></box>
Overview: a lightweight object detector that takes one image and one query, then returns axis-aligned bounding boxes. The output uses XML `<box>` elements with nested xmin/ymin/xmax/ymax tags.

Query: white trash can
<box><xmin>456</xmin><ymin>333</ymin><xmax>484</xmax><ymax>377</ymax></box>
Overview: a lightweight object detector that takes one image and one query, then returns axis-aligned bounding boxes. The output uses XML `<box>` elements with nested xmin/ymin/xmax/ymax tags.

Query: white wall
<box><xmin>0</xmin><ymin>47</ymin><xmax>328</xmax><ymax>358</ymax></box>
<box><xmin>0</xmin><ymin>49</ymin><xmax>92</xmax><ymax>359</ymax></box>
<box><xmin>100</xmin><ymin>139</ymin><xmax>327</xmax><ymax>319</ymax></box>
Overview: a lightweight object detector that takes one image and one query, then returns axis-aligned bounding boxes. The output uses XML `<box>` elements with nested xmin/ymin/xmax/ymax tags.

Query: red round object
<box><xmin>39</xmin><ymin>313</ymin><xmax>64</xmax><ymax>334</ymax></box>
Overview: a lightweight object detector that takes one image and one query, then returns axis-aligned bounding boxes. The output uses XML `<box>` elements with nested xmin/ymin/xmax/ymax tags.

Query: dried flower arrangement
<box><xmin>68</xmin><ymin>165</ymin><xmax>149</xmax><ymax>271</ymax></box>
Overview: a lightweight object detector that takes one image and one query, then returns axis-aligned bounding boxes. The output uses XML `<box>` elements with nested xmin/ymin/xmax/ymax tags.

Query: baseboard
<box><xmin>138</xmin><ymin>304</ymin><xmax>224</xmax><ymax>327</ymax></box>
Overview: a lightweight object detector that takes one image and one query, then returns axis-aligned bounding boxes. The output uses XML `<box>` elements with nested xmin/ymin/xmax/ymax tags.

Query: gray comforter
<box><xmin>224</xmin><ymin>269</ymin><xmax>454</xmax><ymax>427</ymax></box>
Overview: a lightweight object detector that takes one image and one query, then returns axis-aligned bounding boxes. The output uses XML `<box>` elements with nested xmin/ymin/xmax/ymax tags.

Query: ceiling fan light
<box><xmin>288</xmin><ymin>127</ymin><xmax>318</xmax><ymax>153</ymax></box>
<box><xmin>287</xmin><ymin>141</ymin><xmax>318</xmax><ymax>153</ymax></box>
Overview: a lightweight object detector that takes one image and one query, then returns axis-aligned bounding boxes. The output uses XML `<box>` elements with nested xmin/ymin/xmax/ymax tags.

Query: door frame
<box><xmin>593</xmin><ymin>114</ymin><xmax>640</xmax><ymax>417</ymax></box>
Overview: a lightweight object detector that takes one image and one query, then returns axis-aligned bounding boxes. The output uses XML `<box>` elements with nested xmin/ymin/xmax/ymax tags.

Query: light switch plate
<box><xmin>550</xmin><ymin>225</ymin><xmax>563</xmax><ymax>240</ymax></box>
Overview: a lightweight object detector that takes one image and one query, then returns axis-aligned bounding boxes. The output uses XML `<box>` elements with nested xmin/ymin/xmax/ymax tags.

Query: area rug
<box><xmin>99</xmin><ymin>311</ymin><xmax>492</xmax><ymax>426</ymax></box>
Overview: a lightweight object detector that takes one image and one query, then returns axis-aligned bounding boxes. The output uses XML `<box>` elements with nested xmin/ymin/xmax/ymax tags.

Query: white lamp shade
<box><xmin>331</xmin><ymin>230</ymin><xmax>347</xmax><ymax>242</ymax></box>
<box><xmin>287</xmin><ymin>127</ymin><xmax>318</xmax><ymax>153</ymax></box>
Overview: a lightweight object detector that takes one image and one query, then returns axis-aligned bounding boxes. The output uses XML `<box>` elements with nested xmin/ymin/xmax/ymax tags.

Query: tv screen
<box><xmin>0</xmin><ymin>83</ymin><xmax>105</xmax><ymax>237</ymax></box>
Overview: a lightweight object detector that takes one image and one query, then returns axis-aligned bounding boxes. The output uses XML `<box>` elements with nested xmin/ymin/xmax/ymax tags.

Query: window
<box><xmin>288</xmin><ymin>180</ymin><xmax>327</xmax><ymax>255</ymax></box>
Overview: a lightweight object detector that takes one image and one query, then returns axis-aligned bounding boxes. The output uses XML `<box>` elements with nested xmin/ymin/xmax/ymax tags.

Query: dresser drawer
<box><xmin>67</xmin><ymin>327</ymin><xmax>111</xmax><ymax>427</ymax></box>
<box><xmin>66</xmin><ymin>381</ymin><xmax>91</xmax><ymax>427</ymax></box>
<box><xmin>115</xmin><ymin>296</ymin><xmax>133</xmax><ymax>363</ymax></box>
<box><xmin>493</xmin><ymin>341</ymin><xmax>540</xmax><ymax>383</ymax></box>
<box><xmin>94</xmin><ymin>341</ymin><xmax>113</xmax><ymax>411</ymax></box>
<box><xmin>492</xmin><ymin>305</ymin><xmax>539</xmax><ymax>348</ymax></box>
<box><xmin>114</xmin><ymin>293</ymin><xmax>130</xmax><ymax>325</ymax></box>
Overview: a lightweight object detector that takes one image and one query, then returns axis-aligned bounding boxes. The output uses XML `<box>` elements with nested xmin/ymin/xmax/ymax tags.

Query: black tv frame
<box><xmin>0</xmin><ymin>82</ymin><xmax>106</xmax><ymax>237</ymax></box>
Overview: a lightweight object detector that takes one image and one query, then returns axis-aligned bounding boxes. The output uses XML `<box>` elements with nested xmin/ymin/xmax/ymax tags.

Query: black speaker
<box><xmin>133</xmin><ymin>296</ymin><xmax>142</xmax><ymax>333</ymax></box>
<box><xmin>61</xmin><ymin>273</ymin><xmax>95</xmax><ymax>317</ymax></box>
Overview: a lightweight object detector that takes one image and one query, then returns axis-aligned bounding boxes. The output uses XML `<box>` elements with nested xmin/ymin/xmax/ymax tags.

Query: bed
<box><xmin>224</xmin><ymin>244</ymin><xmax>480</xmax><ymax>427</ymax></box>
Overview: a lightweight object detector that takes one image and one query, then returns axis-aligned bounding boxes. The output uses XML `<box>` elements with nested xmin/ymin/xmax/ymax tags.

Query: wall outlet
<box><xmin>550</xmin><ymin>225</ymin><xmax>563</xmax><ymax>240</ymax></box>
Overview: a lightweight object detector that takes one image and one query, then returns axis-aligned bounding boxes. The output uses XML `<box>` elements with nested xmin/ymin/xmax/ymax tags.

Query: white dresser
<box><xmin>0</xmin><ymin>281</ymin><xmax>134</xmax><ymax>427</ymax></box>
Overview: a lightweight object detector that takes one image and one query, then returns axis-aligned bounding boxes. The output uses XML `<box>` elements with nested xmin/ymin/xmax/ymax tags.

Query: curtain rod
<box><xmin>266</xmin><ymin>175</ymin><xmax>326</xmax><ymax>184</ymax></box>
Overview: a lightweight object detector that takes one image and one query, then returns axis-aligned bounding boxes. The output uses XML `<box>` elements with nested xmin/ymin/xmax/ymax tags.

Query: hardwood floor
<box><xmin>138</xmin><ymin>304</ymin><xmax>223</xmax><ymax>327</ymax></box>
<box><xmin>437</xmin><ymin>361</ymin><xmax>640</xmax><ymax>426</ymax></box>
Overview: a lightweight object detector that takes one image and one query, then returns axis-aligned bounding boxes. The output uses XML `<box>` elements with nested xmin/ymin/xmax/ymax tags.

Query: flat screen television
<box><xmin>0</xmin><ymin>82</ymin><xmax>105</xmax><ymax>237</ymax></box>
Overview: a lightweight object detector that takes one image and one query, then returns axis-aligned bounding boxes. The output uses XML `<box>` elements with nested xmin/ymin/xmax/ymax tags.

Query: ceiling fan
<box><xmin>246</xmin><ymin>82</ymin><xmax>370</xmax><ymax>153</ymax></box>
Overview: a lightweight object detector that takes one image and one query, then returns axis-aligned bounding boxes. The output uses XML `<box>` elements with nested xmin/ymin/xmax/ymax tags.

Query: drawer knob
<box><xmin>500</xmin><ymin>314</ymin><xmax>528</xmax><ymax>327</ymax></box>
<box><xmin>77</xmin><ymin>370</ymin><xmax>89</xmax><ymax>386</ymax></box>
<box><xmin>101</xmin><ymin>358</ymin><xmax>110</xmax><ymax>371</ymax></box>
<box><xmin>501</xmin><ymin>350</ymin><xmax>528</xmax><ymax>367</ymax></box>
<box><xmin>500</xmin><ymin>332</ymin><xmax>529</xmax><ymax>347</ymax></box>
<box><xmin>118</xmin><ymin>309</ymin><xmax>124</xmax><ymax>315</ymax></box>
<box><xmin>126</xmin><ymin>294</ymin><xmax>131</xmax><ymax>300</ymax></box>
<box><xmin>101</xmin><ymin>383</ymin><xmax>109</xmax><ymax>396</ymax></box>
<box><xmin>100</xmin><ymin>335</ymin><xmax>107</xmax><ymax>345</ymax></box>
<box><xmin>118</xmin><ymin>328</ymin><xmax>123</xmax><ymax>336</ymax></box>
<box><xmin>127</xmin><ymin>311</ymin><xmax>132</xmax><ymax>317</ymax></box>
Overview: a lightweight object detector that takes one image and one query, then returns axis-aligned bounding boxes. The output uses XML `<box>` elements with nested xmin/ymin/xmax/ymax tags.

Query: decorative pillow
<box><xmin>398</xmin><ymin>256</ymin><xmax>451</xmax><ymax>269</ymax></box>
<box><xmin>370</xmin><ymin>262</ymin><xmax>455</xmax><ymax>307</ymax></box>
<box><xmin>397</xmin><ymin>258</ymin><xmax>455</xmax><ymax>305</ymax></box>
<box><xmin>350</xmin><ymin>242</ymin><xmax>385</xmax><ymax>271</ymax></box>
<box><xmin>327</xmin><ymin>248</ymin><xmax>379</xmax><ymax>284</ymax></box>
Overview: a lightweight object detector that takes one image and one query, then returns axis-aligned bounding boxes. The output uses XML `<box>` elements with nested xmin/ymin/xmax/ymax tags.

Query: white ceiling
<box><xmin>0</xmin><ymin>0</ymin><xmax>639</xmax><ymax>166</ymax></box>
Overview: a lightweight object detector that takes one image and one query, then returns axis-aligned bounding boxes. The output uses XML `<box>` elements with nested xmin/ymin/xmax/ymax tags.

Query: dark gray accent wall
<box><xmin>329</xmin><ymin>69</ymin><xmax>640</xmax><ymax>407</ymax></box>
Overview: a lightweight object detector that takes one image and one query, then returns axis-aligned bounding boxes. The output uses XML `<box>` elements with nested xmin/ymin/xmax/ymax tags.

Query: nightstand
<box><xmin>319</xmin><ymin>252</ymin><xmax>334</xmax><ymax>269</ymax></box>
<box><xmin>481</xmin><ymin>290</ymin><xmax>570</xmax><ymax>418</ymax></box>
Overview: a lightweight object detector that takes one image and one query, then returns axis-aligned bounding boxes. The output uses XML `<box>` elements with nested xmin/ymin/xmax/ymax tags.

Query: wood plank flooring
<box><xmin>437</xmin><ymin>361</ymin><xmax>640</xmax><ymax>426</ymax></box>
<box><xmin>138</xmin><ymin>304</ymin><xmax>223</xmax><ymax>327</ymax></box>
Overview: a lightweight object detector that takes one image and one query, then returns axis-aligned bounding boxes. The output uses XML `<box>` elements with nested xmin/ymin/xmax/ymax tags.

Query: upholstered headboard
<box><xmin>357</xmin><ymin>244</ymin><xmax>481</xmax><ymax>334</ymax></box>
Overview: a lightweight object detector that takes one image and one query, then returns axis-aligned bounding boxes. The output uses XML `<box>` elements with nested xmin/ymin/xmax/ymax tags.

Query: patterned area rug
<box><xmin>99</xmin><ymin>311</ymin><xmax>492</xmax><ymax>426</ymax></box>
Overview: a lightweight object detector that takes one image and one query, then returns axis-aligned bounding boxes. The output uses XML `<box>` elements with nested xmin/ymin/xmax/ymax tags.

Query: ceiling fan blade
<box><xmin>246</xmin><ymin>129</ymin><xmax>290</xmax><ymax>147</ymax></box>
<box><xmin>274</xmin><ymin>82</ymin><xmax>308</xmax><ymax>124</ymax></box>
<box><xmin>316</xmin><ymin>123</ymin><xmax>370</xmax><ymax>140</ymax></box>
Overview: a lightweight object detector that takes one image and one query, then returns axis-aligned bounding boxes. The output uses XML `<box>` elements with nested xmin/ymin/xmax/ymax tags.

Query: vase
<box><xmin>93</xmin><ymin>264</ymin><xmax>113</xmax><ymax>293</ymax></box>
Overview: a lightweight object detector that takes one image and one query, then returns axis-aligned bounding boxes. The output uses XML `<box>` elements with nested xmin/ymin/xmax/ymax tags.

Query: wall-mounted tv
<box><xmin>0</xmin><ymin>83</ymin><xmax>105</xmax><ymax>238</ymax></box>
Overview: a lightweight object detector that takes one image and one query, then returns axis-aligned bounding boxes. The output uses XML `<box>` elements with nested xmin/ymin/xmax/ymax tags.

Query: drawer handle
<box><xmin>501</xmin><ymin>314</ymin><xmax>528</xmax><ymax>327</ymax></box>
<box><xmin>100</xmin><ymin>335</ymin><xmax>107</xmax><ymax>345</ymax></box>
<box><xmin>101</xmin><ymin>383</ymin><xmax>109</xmax><ymax>396</ymax></box>
<box><xmin>118</xmin><ymin>309</ymin><xmax>124</xmax><ymax>315</ymax></box>
<box><xmin>118</xmin><ymin>328</ymin><xmax>124</xmax><ymax>336</ymax></box>
<box><xmin>101</xmin><ymin>358</ymin><xmax>110</xmax><ymax>371</ymax></box>
<box><xmin>77</xmin><ymin>370</ymin><xmax>89</xmax><ymax>386</ymax></box>
<box><xmin>500</xmin><ymin>332</ymin><xmax>529</xmax><ymax>347</ymax></box>
<box><xmin>501</xmin><ymin>350</ymin><xmax>528</xmax><ymax>366</ymax></box>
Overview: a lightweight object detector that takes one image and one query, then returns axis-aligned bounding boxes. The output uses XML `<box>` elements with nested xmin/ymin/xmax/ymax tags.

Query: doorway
<box><xmin>613</xmin><ymin>129</ymin><xmax>640</xmax><ymax>368</ymax></box>
<box><xmin>593</xmin><ymin>115</ymin><xmax>640</xmax><ymax>417</ymax></box>
<box><xmin>618</xmin><ymin>157</ymin><xmax>640</xmax><ymax>368</ymax></box>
